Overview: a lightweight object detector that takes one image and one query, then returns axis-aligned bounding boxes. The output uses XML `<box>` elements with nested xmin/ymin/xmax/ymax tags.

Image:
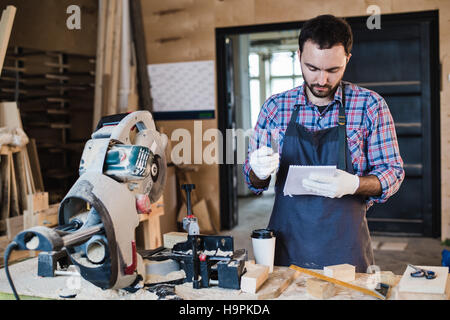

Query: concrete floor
<box><xmin>219</xmin><ymin>188</ymin><xmax>450</xmax><ymax>276</ymax></box>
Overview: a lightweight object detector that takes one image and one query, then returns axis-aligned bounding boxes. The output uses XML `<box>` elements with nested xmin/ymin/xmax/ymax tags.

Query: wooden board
<box><xmin>192</xmin><ymin>198</ymin><xmax>215</xmax><ymax>234</ymax></box>
<box><xmin>23</xmin><ymin>192</ymin><xmax>49</xmax><ymax>229</ymax></box>
<box><xmin>0</xmin><ymin>154</ymin><xmax>11</xmax><ymax>222</ymax></box>
<box><xmin>394</xmin><ymin>274</ymin><xmax>450</xmax><ymax>300</ymax></box>
<box><xmin>6</xmin><ymin>214</ymin><xmax>23</xmax><ymax>240</ymax></box>
<box><xmin>240</xmin><ymin>263</ymin><xmax>269</xmax><ymax>294</ymax></box>
<box><xmin>306</xmin><ymin>278</ymin><xmax>336</xmax><ymax>299</ymax></box>
<box><xmin>0</xmin><ymin>102</ymin><xmax>22</xmax><ymax>129</ymax></box>
<box><xmin>0</xmin><ymin>5</ymin><xmax>16</xmax><ymax>75</ymax></box>
<box><xmin>255</xmin><ymin>267</ymin><xmax>300</xmax><ymax>300</ymax></box>
<box><xmin>398</xmin><ymin>265</ymin><xmax>449</xmax><ymax>294</ymax></box>
<box><xmin>26</xmin><ymin>139</ymin><xmax>44</xmax><ymax>192</ymax></box>
<box><xmin>323</xmin><ymin>263</ymin><xmax>356</xmax><ymax>282</ymax></box>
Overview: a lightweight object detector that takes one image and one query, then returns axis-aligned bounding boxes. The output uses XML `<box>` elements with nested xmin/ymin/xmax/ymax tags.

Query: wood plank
<box><xmin>0</xmin><ymin>5</ymin><xmax>16</xmax><ymax>75</ymax></box>
<box><xmin>13</xmin><ymin>151</ymin><xmax>28</xmax><ymax>212</ymax></box>
<box><xmin>397</xmin><ymin>265</ymin><xmax>449</xmax><ymax>294</ymax></box>
<box><xmin>26</xmin><ymin>139</ymin><xmax>44</xmax><ymax>192</ymax></box>
<box><xmin>109</xmin><ymin>0</ymin><xmax>123</xmax><ymax>115</ymax></box>
<box><xmin>137</xmin><ymin>196</ymin><xmax>165</xmax><ymax>250</ymax></box>
<box><xmin>23</xmin><ymin>192</ymin><xmax>49</xmax><ymax>229</ymax></box>
<box><xmin>0</xmin><ymin>101</ymin><xmax>22</xmax><ymax>129</ymax></box>
<box><xmin>394</xmin><ymin>274</ymin><xmax>450</xmax><ymax>300</ymax></box>
<box><xmin>240</xmin><ymin>263</ymin><xmax>269</xmax><ymax>294</ymax></box>
<box><xmin>9</xmin><ymin>153</ymin><xmax>20</xmax><ymax>217</ymax></box>
<box><xmin>255</xmin><ymin>268</ymin><xmax>300</xmax><ymax>299</ymax></box>
<box><xmin>306</xmin><ymin>278</ymin><xmax>336</xmax><ymax>299</ymax></box>
<box><xmin>323</xmin><ymin>264</ymin><xmax>356</xmax><ymax>282</ymax></box>
<box><xmin>0</xmin><ymin>154</ymin><xmax>11</xmax><ymax>222</ymax></box>
<box><xmin>129</xmin><ymin>0</ymin><xmax>153</xmax><ymax>112</ymax></box>
<box><xmin>6</xmin><ymin>214</ymin><xmax>23</xmax><ymax>240</ymax></box>
<box><xmin>34</xmin><ymin>203</ymin><xmax>59</xmax><ymax>227</ymax></box>
<box><xmin>192</xmin><ymin>198</ymin><xmax>215</xmax><ymax>234</ymax></box>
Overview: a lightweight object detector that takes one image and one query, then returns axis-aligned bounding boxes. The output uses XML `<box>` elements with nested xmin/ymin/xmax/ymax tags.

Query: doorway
<box><xmin>216</xmin><ymin>10</ymin><xmax>440</xmax><ymax>237</ymax></box>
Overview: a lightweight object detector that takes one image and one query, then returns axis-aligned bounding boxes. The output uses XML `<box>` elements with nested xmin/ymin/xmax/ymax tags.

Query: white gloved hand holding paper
<box><xmin>302</xmin><ymin>169</ymin><xmax>360</xmax><ymax>198</ymax></box>
<box><xmin>249</xmin><ymin>146</ymin><xmax>279</xmax><ymax>180</ymax></box>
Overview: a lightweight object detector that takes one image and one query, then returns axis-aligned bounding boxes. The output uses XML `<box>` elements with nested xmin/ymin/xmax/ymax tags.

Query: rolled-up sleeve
<box><xmin>365</xmin><ymin>96</ymin><xmax>405</xmax><ymax>207</ymax></box>
<box><xmin>243</xmin><ymin>98</ymin><xmax>278</xmax><ymax>195</ymax></box>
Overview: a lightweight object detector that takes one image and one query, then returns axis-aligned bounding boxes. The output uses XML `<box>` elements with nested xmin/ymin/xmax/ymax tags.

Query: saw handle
<box><xmin>182</xmin><ymin>184</ymin><xmax>195</xmax><ymax>216</ymax></box>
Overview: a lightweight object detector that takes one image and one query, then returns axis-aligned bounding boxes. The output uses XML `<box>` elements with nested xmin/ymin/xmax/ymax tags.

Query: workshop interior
<box><xmin>0</xmin><ymin>0</ymin><xmax>449</xmax><ymax>302</ymax></box>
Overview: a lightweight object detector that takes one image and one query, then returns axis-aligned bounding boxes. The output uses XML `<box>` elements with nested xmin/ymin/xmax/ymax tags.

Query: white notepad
<box><xmin>283</xmin><ymin>165</ymin><xmax>336</xmax><ymax>197</ymax></box>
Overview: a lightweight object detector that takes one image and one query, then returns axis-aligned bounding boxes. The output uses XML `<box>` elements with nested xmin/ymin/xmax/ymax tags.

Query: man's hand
<box><xmin>302</xmin><ymin>169</ymin><xmax>360</xmax><ymax>198</ymax></box>
<box><xmin>249</xmin><ymin>146</ymin><xmax>279</xmax><ymax>180</ymax></box>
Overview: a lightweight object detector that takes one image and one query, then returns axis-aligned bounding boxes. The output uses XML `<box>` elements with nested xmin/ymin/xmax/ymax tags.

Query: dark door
<box><xmin>217</xmin><ymin>35</ymin><xmax>239</xmax><ymax>230</ymax></box>
<box><xmin>344</xmin><ymin>12</ymin><xmax>440</xmax><ymax>236</ymax></box>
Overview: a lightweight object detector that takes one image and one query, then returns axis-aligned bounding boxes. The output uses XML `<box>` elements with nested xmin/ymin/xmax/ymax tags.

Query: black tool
<box><xmin>408</xmin><ymin>264</ymin><xmax>437</xmax><ymax>279</ymax></box>
<box><xmin>181</xmin><ymin>184</ymin><xmax>201</xmax><ymax>289</ymax></box>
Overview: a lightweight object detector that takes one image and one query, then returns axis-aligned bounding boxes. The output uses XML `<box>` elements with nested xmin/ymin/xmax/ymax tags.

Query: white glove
<box><xmin>249</xmin><ymin>146</ymin><xmax>279</xmax><ymax>180</ymax></box>
<box><xmin>302</xmin><ymin>169</ymin><xmax>360</xmax><ymax>198</ymax></box>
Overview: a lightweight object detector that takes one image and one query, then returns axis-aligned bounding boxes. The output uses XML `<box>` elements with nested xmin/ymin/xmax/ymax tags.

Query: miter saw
<box><xmin>3</xmin><ymin>111</ymin><xmax>168</xmax><ymax>299</ymax></box>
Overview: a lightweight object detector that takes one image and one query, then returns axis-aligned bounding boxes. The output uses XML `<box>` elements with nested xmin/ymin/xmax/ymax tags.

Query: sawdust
<box><xmin>145</xmin><ymin>270</ymin><xmax>186</xmax><ymax>284</ymax></box>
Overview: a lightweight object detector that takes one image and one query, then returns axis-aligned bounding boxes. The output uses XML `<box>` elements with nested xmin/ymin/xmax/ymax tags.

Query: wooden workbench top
<box><xmin>0</xmin><ymin>257</ymin><xmax>412</xmax><ymax>300</ymax></box>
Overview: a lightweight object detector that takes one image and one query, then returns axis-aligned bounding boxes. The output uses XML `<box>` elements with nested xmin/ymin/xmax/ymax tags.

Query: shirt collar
<box><xmin>295</xmin><ymin>81</ymin><xmax>344</xmax><ymax>107</ymax></box>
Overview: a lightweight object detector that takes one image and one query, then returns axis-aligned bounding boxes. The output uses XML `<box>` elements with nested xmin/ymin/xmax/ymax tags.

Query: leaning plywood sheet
<box><xmin>0</xmin><ymin>5</ymin><xmax>16</xmax><ymax>75</ymax></box>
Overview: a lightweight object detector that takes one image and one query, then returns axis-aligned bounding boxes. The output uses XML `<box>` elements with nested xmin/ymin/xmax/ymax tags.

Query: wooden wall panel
<box><xmin>0</xmin><ymin>0</ymin><xmax>98</xmax><ymax>55</ymax></box>
<box><xmin>156</xmin><ymin>119</ymin><xmax>221</xmax><ymax>231</ymax></box>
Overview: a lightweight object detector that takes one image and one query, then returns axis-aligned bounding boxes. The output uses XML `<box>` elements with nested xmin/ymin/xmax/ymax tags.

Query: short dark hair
<box><xmin>298</xmin><ymin>15</ymin><xmax>353</xmax><ymax>55</ymax></box>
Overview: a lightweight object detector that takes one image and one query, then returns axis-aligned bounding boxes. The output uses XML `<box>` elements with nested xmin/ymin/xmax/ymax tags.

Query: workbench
<box><xmin>0</xmin><ymin>257</ymin><xmax>448</xmax><ymax>300</ymax></box>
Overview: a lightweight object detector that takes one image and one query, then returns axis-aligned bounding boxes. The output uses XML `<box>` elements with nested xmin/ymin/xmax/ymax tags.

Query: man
<box><xmin>243</xmin><ymin>14</ymin><xmax>404</xmax><ymax>272</ymax></box>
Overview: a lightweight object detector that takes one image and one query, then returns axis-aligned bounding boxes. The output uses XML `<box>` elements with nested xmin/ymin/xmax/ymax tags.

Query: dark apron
<box><xmin>268</xmin><ymin>85</ymin><xmax>374</xmax><ymax>273</ymax></box>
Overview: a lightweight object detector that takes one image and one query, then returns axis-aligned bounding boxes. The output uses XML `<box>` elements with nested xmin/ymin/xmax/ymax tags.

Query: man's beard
<box><xmin>304</xmin><ymin>78</ymin><xmax>341</xmax><ymax>99</ymax></box>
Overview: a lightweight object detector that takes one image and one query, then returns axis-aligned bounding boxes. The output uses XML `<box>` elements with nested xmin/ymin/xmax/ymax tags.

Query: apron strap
<box><xmin>338</xmin><ymin>83</ymin><xmax>347</xmax><ymax>170</ymax></box>
<box><xmin>289</xmin><ymin>104</ymin><xmax>301</xmax><ymax>127</ymax></box>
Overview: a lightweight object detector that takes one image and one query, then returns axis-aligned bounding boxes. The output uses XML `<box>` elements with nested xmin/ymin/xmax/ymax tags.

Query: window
<box><xmin>249</xmin><ymin>50</ymin><xmax>303</xmax><ymax>127</ymax></box>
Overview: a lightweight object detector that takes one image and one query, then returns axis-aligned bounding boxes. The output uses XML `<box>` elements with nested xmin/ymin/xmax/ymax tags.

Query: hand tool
<box><xmin>181</xmin><ymin>184</ymin><xmax>201</xmax><ymax>289</ymax></box>
<box><xmin>407</xmin><ymin>264</ymin><xmax>437</xmax><ymax>279</ymax></box>
<box><xmin>4</xmin><ymin>111</ymin><xmax>168</xmax><ymax>299</ymax></box>
<box><xmin>289</xmin><ymin>264</ymin><xmax>391</xmax><ymax>300</ymax></box>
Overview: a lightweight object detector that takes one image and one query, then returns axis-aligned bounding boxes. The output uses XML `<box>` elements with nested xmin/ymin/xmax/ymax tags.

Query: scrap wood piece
<box><xmin>0</xmin><ymin>5</ymin><xmax>16</xmax><ymax>75</ymax></box>
<box><xmin>323</xmin><ymin>263</ymin><xmax>355</xmax><ymax>282</ymax></box>
<box><xmin>306</xmin><ymin>278</ymin><xmax>336</xmax><ymax>299</ymax></box>
<box><xmin>192</xmin><ymin>198</ymin><xmax>215</xmax><ymax>234</ymax></box>
<box><xmin>255</xmin><ymin>267</ymin><xmax>301</xmax><ymax>300</ymax></box>
<box><xmin>241</xmin><ymin>263</ymin><xmax>270</xmax><ymax>294</ymax></box>
<box><xmin>0</xmin><ymin>154</ymin><xmax>11</xmax><ymax>222</ymax></box>
<box><xmin>9</xmin><ymin>153</ymin><xmax>20</xmax><ymax>217</ymax></box>
<box><xmin>290</xmin><ymin>264</ymin><xmax>388</xmax><ymax>300</ymax></box>
<box><xmin>26</xmin><ymin>139</ymin><xmax>44</xmax><ymax>192</ymax></box>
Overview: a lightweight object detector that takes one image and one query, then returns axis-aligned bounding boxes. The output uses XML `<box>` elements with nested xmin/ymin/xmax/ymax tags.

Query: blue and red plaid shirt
<box><xmin>243</xmin><ymin>80</ymin><xmax>405</xmax><ymax>209</ymax></box>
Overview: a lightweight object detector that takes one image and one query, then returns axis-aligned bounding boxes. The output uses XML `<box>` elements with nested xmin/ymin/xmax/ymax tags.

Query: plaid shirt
<box><xmin>243</xmin><ymin>80</ymin><xmax>405</xmax><ymax>209</ymax></box>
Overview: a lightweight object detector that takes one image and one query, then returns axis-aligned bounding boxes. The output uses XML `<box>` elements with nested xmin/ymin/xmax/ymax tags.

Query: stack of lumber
<box><xmin>0</xmin><ymin>103</ymin><xmax>58</xmax><ymax>267</ymax></box>
<box><xmin>93</xmin><ymin>0</ymin><xmax>147</xmax><ymax>130</ymax></box>
<box><xmin>1</xmin><ymin>47</ymin><xmax>95</xmax><ymax>202</ymax></box>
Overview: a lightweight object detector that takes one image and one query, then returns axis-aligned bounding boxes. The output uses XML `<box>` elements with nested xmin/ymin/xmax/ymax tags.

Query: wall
<box><xmin>0</xmin><ymin>0</ymin><xmax>98</xmax><ymax>56</ymax></box>
<box><xmin>142</xmin><ymin>0</ymin><xmax>450</xmax><ymax>238</ymax></box>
